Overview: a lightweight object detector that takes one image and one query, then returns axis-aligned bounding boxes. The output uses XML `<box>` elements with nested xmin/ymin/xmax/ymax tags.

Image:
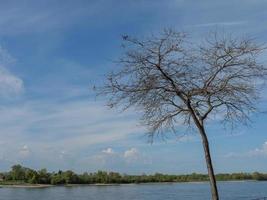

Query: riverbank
<box><xmin>0</xmin><ymin>180</ymin><xmax>263</xmax><ymax>188</ymax></box>
<box><xmin>0</xmin><ymin>184</ymin><xmax>52</xmax><ymax>188</ymax></box>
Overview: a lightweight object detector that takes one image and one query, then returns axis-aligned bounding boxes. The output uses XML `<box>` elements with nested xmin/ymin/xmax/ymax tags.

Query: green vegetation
<box><xmin>0</xmin><ymin>165</ymin><xmax>266</xmax><ymax>185</ymax></box>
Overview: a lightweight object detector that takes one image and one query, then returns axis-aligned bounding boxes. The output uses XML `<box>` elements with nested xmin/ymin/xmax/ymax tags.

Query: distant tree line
<box><xmin>0</xmin><ymin>165</ymin><xmax>266</xmax><ymax>185</ymax></box>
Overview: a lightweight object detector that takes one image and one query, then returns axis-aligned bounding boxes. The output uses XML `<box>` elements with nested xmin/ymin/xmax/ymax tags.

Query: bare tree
<box><xmin>97</xmin><ymin>29</ymin><xmax>266</xmax><ymax>200</ymax></box>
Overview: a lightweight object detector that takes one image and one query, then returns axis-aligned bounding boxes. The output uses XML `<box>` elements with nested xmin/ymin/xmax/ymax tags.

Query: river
<box><xmin>0</xmin><ymin>181</ymin><xmax>266</xmax><ymax>200</ymax></box>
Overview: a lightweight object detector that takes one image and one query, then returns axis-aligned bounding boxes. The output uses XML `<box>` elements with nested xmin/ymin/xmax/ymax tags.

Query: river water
<box><xmin>0</xmin><ymin>181</ymin><xmax>266</xmax><ymax>200</ymax></box>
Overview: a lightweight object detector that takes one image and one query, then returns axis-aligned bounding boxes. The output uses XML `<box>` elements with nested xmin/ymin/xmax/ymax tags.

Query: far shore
<box><xmin>0</xmin><ymin>184</ymin><xmax>53</xmax><ymax>188</ymax></box>
<box><xmin>0</xmin><ymin>180</ymin><xmax>263</xmax><ymax>188</ymax></box>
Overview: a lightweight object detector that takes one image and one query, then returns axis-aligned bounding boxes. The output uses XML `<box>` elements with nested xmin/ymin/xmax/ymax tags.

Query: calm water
<box><xmin>0</xmin><ymin>181</ymin><xmax>266</xmax><ymax>200</ymax></box>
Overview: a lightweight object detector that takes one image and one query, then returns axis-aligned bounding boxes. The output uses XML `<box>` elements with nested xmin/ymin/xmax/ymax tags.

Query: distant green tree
<box><xmin>38</xmin><ymin>169</ymin><xmax>51</xmax><ymax>184</ymax></box>
<box><xmin>10</xmin><ymin>165</ymin><xmax>26</xmax><ymax>180</ymax></box>
<box><xmin>63</xmin><ymin>170</ymin><xmax>79</xmax><ymax>184</ymax></box>
<box><xmin>50</xmin><ymin>173</ymin><xmax>65</xmax><ymax>185</ymax></box>
<box><xmin>1</xmin><ymin>165</ymin><xmax>267</xmax><ymax>185</ymax></box>
<box><xmin>25</xmin><ymin>169</ymin><xmax>39</xmax><ymax>183</ymax></box>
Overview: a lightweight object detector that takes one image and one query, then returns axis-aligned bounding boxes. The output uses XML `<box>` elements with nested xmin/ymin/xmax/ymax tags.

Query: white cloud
<box><xmin>224</xmin><ymin>152</ymin><xmax>240</xmax><ymax>158</ymax></box>
<box><xmin>123</xmin><ymin>148</ymin><xmax>148</xmax><ymax>164</ymax></box>
<box><xmin>176</xmin><ymin>134</ymin><xmax>196</xmax><ymax>142</ymax></box>
<box><xmin>80</xmin><ymin>147</ymin><xmax>152</xmax><ymax>173</ymax></box>
<box><xmin>0</xmin><ymin>100</ymin><xmax>142</xmax><ymax>147</ymax></box>
<box><xmin>59</xmin><ymin>151</ymin><xmax>66</xmax><ymax>159</ymax></box>
<box><xmin>124</xmin><ymin>148</ymin><xmax>139</xmax><ymax>159</ymax></box>
<box><xmin>0</xmin><ymin>1</ymin><xmax>123</xmax><ymax>36</ymax></box>
<box><xmin>224</xmin><ymin>141</ymin><xmax>267</xmax><ymax>158</ymax></box>
<box><xmin>18</xmin><ymin>145</ymin><xmax>30</xmax><ymax>158</ymax></box>
<box><xmin>248</xmin><ymin>141</ymin><xmax>267</xmax><ymax>157</ymax></box>
<box><xmin>102</xmin><ymin>148</ymin><xmax>115</xmax><ymax>155</ymax></box>
<box><xmin>191</xmin><ymin>21</ymin><xmax>247</xmax><ymax>28</ymax></box>
<box><xmin>0</xmin><ymin>67</ymin><xmax>23</xmax><ymax>97</ymax></box>
<box><xmin>0</xmin><ymin>3</ymin><xmax>83</xmax><ymax>35</ymax></box>
<box><xmin>0</xmin><ymin>99</ymin><xmax>145</xmax><ymax>170</ymax></box>
<box><xmin>0</xmin><ymin>46</ymin><xmax>24</xmax><ymax>97</ymax></box>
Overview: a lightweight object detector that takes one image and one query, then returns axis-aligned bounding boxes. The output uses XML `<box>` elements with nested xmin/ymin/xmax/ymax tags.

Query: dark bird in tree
<box><xmin>122</xmin><ymin>35</ymin><xmax>129</xmax><ymax>40</ymax></box>
<box><xmin>97</xmin><ymin>29</ymin><xmax>267</xmax><ymax>200</ymax></box>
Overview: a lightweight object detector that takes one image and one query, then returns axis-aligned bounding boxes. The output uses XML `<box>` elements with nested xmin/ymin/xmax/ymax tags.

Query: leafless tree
<box><xmin>97</xmin><ymin>29</ymin><xmax>266</xmax><ymax>200</ymax></box>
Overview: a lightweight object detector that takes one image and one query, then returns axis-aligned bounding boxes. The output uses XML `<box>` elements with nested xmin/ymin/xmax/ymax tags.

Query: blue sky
<box><xmin>0</xmin><ymin>0</ymin><xmax>267</xmax><ymax>174</ymax></box>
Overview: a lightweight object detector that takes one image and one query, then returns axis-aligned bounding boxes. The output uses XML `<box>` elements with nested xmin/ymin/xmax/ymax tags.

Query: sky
<box><xmin>0</xmin><ymin>0</ymin><xmax>266</xmax><ymax>174</ymax></box>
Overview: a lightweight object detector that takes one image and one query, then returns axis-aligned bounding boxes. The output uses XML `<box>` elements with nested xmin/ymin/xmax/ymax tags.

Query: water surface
<box><xmin>0</xmin><ymin>181</ymin><xmax>266</xmax><ymax>200</ymax></box>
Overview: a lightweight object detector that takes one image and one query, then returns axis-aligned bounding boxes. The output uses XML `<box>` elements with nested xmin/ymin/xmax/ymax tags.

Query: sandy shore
<box><xmin>0</xmin><ymin>184</ymin><xmax>53</xmax><ymax>188</ymax></box>
<box><xmin>0</xmin><ymin>180</ymin><xmax>261</xmax><ymax>188</ymax></box>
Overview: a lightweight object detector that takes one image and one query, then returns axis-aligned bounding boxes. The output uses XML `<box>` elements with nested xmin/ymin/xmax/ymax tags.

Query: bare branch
<box><xmin>97</xmin><ymin>29</ymin><xmax>267</xmax><ymax>136</ymax></box>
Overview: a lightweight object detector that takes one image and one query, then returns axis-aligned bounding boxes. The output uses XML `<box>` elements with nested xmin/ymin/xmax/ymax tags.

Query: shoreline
<box><xmin>0</xmin><ymin>180</ymin><xmax>263</xmax><ymax>188</ymax></box>
<box><xmin>0</xmin><ymin>184</ymin><xmax>53</xmax><ymax>188</ymax></box>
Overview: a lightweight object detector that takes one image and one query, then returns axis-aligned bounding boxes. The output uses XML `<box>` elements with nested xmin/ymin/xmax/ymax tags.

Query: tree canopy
<box><xmin>1</xmin><ymin>165</ymin><xmax>267</xmax><ymax>185</ymax></box>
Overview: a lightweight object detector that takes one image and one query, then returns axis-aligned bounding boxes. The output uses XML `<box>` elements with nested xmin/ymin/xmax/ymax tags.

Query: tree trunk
<box><xmin>186</xmin><ymin>101</ymin><xmax>219</xmax><ymax>199</ymax></box>
<box><xmin>198</xmin><ymin>126</ymin><xmax>219</xmax><ymax>200</ymax></box>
